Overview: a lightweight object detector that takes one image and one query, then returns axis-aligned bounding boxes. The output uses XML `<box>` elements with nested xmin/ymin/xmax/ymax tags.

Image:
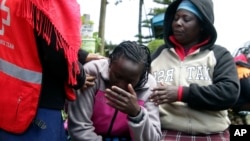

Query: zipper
<box><xmin>179</xmin><ymin>61</ymin><xmax>192</xmax><ymax>133</ymax></box>
<box><xmin>107</xmin><ymin>109</ymin><xmax>118</xmax><ymax>136</ymax></box>
<box><xmin>15</xmin><ymin>95</ymin><xmax>22</xmax><ymax>120</ymax></box>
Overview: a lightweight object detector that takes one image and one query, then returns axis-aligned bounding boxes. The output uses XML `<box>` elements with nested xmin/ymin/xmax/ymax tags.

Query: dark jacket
<box><xmin>36</xmin><ymin>31</ymin><xmax>87</xmax><ymax>110</ymax></box>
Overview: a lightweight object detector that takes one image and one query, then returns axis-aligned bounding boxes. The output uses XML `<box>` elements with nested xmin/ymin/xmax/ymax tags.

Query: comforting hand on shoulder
<box><xmin>150</xmin><ymin>83</ymin><xmax>178</xmax><ymax>105</ymax></box>
<box><xmin>80</xmin><ymin>74</ymin><xmax>96</xmax><ymax>92</ymax></box>
<box><xmin>85</xmin><ymin>53</ymin><xmax>106</xmax><ymax>62</ymax></box>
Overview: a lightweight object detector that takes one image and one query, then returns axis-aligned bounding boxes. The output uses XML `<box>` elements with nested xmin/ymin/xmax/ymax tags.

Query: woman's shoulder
<box><xmin>151</xmin><ymin>44</ymin><xmax>167</xmax><ymax>60</ymax></box>
<box><xmin>83</xmin><ymin>58</ymin><xmax>109</xmax><ymax>74</ymax></box>
<box><xmin>212</xmin><ymin>45</ymin><xmax>232</xmax><ymax>55</ymax></box>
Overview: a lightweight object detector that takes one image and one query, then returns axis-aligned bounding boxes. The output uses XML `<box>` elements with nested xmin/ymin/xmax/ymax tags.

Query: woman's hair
<box><xmin>109</xmin><ymin>41</ymin><xmax>151</xmax><ymax>88</ymax></box>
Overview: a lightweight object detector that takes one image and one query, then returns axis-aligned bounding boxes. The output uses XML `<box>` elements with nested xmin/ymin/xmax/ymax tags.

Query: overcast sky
<box><xmin>77</xmin><ymin>0</ymin><xmax>250</xmax><ymax>53</ymax></box>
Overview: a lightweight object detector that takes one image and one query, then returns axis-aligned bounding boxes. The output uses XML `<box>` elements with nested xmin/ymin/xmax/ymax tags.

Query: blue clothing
<box><xmin>0</xmin><ymin>108</ymin><xmax>67</xmax><ymax>141</ymax></box>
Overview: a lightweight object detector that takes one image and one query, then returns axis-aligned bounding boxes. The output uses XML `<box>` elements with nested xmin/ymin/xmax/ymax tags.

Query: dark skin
<box><xmin>80</xmin><ymin>53</ymin><xmax>106</xmax><ymax>91</ymax></box>
<box><xmin>150</xmin><ymin>9</ymin><xmax>203</xmax><ymax>105</ymax></box>
<box><xmin>105</xmin><ymin>56</ymin><xmax>144</xmax><ymax>117</ymax></box>
<box><xmin>172</xmin><ymin>9</ymin><xmax>202</xmax><ymax>48</ymax></box>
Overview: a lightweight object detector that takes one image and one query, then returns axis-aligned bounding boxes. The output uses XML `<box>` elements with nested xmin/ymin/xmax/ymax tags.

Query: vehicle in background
<box><xmin>232</xmin><ymin>41</ymin><xmax>250</xmax><ymax>57</ymax></box>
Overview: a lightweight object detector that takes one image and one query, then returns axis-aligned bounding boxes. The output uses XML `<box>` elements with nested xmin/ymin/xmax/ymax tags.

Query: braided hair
<box><xmin>109</xmin><ymin>41</ymin><xmax>151</xmax><ymax>88</ymax></box>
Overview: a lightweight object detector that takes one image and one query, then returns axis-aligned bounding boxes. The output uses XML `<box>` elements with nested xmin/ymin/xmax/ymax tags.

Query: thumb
<box><xmin>128</xmin><ymin>84</ymin><xmax>136</xmax><ymax>97</ymax></box>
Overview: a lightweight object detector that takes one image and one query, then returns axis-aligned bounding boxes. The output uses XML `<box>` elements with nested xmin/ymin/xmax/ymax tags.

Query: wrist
<box><xmin>130</xmin><ymin>107</ymin><xmax>141</xmax><ymax>117</ymax></box>
<box><xmin>128</xmin><ymin>107</ymin><xmax>144</xmax><ymax>124</ymax></box>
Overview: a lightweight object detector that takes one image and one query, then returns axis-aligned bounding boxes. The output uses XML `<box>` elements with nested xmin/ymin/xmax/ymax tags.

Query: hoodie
<box><xmin>151</xmin><ymin>0</ymin><xmax>240</xmax><ymax>134</ymax></box>
<box><xmin>68</xmin><ymin>59</ymin><xmax>161</xmax><ymax>141</ymax></box>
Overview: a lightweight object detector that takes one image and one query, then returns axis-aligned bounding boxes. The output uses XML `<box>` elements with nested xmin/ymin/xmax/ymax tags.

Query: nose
<box><xmin>176</xmin><ymin>19</ymin><xmax>181</xmax><ymax>25</ymax></box>
<box><xmin>174</xmin><ymin>18</ymin><xmax>182</xmax><ymax>26</ymax></box>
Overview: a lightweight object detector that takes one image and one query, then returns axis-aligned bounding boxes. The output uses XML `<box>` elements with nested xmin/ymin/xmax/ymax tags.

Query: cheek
<box><xmin>131</xmin><ymin>77</ymin><xmax>141</xmax><ymax>87</ymax></box>
<box><xmin>109</xmin><ymin>73</ymin><xmax>116</xmax><ymax>85</ymax></box>
<box><xmin>186</xmin><ymin>25</ymin><xmax>200</xmax><ymax>38</ymax></box>
<box><xmin>110</xmin><ymin>77</ymin><xmax>117</xmax><ymax>85</ymax></box>
<box><xmin>116</xmin><ymin>82</ymin><xmax>127</xmax><ymax>90</ymax></box>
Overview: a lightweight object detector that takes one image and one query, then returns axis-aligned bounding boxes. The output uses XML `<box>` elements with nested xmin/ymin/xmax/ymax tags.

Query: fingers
<box><xmin>85</xmin><ymin>81</ymin><xmax>95</xmax><ymax>87</ymax></box>
<box><xmin>150</xmin><ymin>82</ymin><xmax>166</xmax><ymax>97</ymax></box>
<box><xmin>105</xmin><ymin>88</ymin><xmax>125</xmax><ymax>106</ymax></box>
<box><xmin>127</xmin><ymin>84</ymin><xmax>136</xmax><ymax>97</ymax></box>
<box><xmin>105</xmin><ymin>86</ymin><xmax>139</xmax><ymax>115</ymax></box>
<box><xmin>155</xmin><ymin>98</ymin><xmax>169</xmax><ymax>105</ymax></box>
<box><xmin>110</xmin><ymin>86</ymin><xmax>129</xmax><ymax>97</ymax></box>
<box><xmin>151</xmin><ymin>85</ymin><xmax>166</xmax><ymax>91</ymax></box>
<box><xmin>86</xmin><ymin>74</ymin><xmax>95</xmax><ymax>81</ymax></box>
<box><xmin>150</xmin><ymin>89</ymin><xmax>164</xmax><ymax>99</ymax></box>
<box><xmin>150</xmin><ymin>89</ymin><xmax>168</xmax><ymax>105</ymax></box>
<box><xmin>86</xmin><ymin>53</ymin><xmax>106</xmax><ymax>62</ymax></box>
<box><xmin>83</xmin><ymin>75</ymin><xmax>96</xmax><ymax>89</ymax></box>
<box><xmin>150</xmin><ymin>91</ymin><xmax>160</xmax><ymax>105</ymax></box>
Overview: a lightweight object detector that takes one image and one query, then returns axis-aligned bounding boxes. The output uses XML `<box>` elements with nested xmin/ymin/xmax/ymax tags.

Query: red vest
<box><xmin>0</xmin><ymin>0</ymin><xmax>81</xmax><ymax>133</ymax></box>
<box><xmin>0</xmin><ymin>0</ymin><xmax>42</xmax><ymax>133</ymax></box>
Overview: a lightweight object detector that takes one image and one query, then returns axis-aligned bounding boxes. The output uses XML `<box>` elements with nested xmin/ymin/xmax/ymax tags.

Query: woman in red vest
<box><xmin>0</xmin><ymin>0</ymin><xmax>103</xmax><ymax>140</ymax></box>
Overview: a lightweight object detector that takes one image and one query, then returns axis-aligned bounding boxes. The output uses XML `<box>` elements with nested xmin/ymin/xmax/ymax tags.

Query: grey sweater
<box><xmin>68</xmin><ymin>59</ymin><xmax>162</xmax><ymax>141</ymax></box>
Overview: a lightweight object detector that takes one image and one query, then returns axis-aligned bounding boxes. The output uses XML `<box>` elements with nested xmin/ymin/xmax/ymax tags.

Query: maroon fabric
<box><xmin>161</xmin><ymin>129</ymin><xmax>230</xmax><ymax>141</ymax></box>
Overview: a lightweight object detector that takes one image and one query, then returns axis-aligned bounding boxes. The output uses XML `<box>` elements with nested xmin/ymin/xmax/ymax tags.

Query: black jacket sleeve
<box><xmin>35</xmin><ymin>30</ymin><xmax>86</xmax><ymax>90</ymax></box>
<box><xmin>182</xmin><ymin>46</ymin><xmax>240</xmax><ymax>110</ymax></box>
<box><xmin>78</xmin><ymin>48</ymin><xmax>89</xmax><ymax>65</ymax></box>
<box><xmin>71</xmin><ymin>49</ymin><xmax>89</xmax><ymax>89</ymax></box>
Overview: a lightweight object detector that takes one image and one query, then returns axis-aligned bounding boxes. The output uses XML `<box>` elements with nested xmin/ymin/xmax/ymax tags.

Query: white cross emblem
<box><xmin>0</xmin><ymin>0</ymin><xmax>10</xmax><ymax>35</ymax></box>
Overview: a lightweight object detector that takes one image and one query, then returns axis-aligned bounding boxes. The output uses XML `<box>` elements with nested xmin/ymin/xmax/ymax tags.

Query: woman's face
<box><xmin>109</xmin><ymin>57</ymin><xmax>143</xmax><ymax>91</ymax></box>
<box><xmin>172</xmin><ymin>9</ymin><xmax>202</xmax><ymax>47</ymax></box>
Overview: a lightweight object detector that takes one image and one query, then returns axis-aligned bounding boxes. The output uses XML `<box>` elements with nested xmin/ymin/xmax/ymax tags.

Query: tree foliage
<box><xmin>151</xmin><ymin>8</ymin><xmax>167</xmax><ymax>15</ymax></box>
<box><xmin>147</xmin><ymin>39</ymin><xmax>164</xmax><ymax>53</ymax></box>
<box><xmin>153</xmin><ymin>0</ymin><xmax>174</xmax><ymax>5</ymax></box>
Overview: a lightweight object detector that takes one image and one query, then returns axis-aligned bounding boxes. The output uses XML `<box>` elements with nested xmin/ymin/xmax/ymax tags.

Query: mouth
<box><xmin>173</xmin><ymin>30</ymin><xmax>183</xmax><ymax>35</ymax></box>
<box><xmin>173</xmin><ymin>31</ymin><xmax>183</xmax><ymax>38</ymax></box>
<box><xmin>173</xmin><ymin>28</ymin><xmax>183</xmax><ymax>33</ymax></box>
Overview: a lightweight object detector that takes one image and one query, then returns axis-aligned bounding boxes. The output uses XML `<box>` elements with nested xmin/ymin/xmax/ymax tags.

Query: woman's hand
<box><xmin>85</xmin><ymin>53</ymin><xmax>106</xmax><ymax>62</ymax></box>
<box><xmin>150</xmin><ymin>83</ymin><xmax>178</xmax><ymax>105</ymax></box>
<box><xmin>105</xmin><ymin>84</ymin><xmax>140</xmax><ymax>117</ymax></box>
<box><xmin>81</xmin><ymin>74</ymin><xmax>96</xmax><ymax>91</ymax></box>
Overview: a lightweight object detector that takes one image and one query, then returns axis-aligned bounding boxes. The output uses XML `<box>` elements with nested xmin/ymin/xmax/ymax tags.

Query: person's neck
<box><xmin>182</xmin><ymin>40</ymin><xmax>200</xmax><ymax>49</ymax></box>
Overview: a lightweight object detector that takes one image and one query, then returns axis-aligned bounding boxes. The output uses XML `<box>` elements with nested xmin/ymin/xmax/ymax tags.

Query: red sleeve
<box><xmin>177</xmin><ymin>86</ymin><xmax>183</xmax><ymax>101</ymax></box>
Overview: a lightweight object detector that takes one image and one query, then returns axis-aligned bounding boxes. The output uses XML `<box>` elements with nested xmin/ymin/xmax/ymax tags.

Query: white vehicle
<box><xmin>232</xmin><ymin>41</ymin><xmax>250</xmax><ymax>57</ymax></box>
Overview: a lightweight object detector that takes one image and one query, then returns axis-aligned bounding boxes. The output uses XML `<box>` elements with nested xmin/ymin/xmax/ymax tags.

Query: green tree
<box><xmin>147</xmin><ymin>39</ymin><xmax>164</xmax><ymax>53</ymax></box>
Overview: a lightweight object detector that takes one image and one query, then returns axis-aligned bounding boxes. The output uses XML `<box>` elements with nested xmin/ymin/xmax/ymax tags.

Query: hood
<box><xmin>163</xmin><ymin>0</ymin><xmax>217</xmax><ymax>49</ymax></box>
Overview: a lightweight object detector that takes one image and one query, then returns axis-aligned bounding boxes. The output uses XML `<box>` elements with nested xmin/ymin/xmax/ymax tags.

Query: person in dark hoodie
<box><xmin>229</xmin><ymin>46</ymin><xmax>250</xmax><ymax>125</ymax></box>
<box><xmin>149</xmin><ymin>0</ymin><xmax>240</xmax><ymax>140</ymax></box>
